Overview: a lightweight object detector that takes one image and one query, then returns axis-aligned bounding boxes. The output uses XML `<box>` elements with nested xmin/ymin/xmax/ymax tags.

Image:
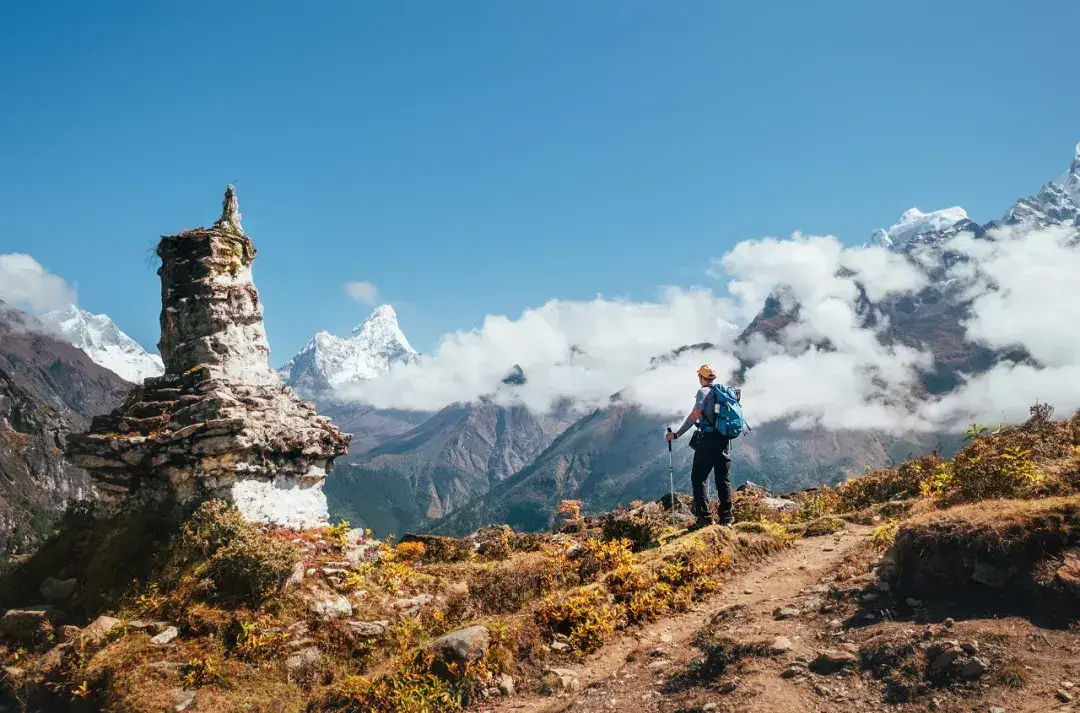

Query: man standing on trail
<box><xmin>665</xmin><ymin>364</ymin><xmax>736</xmax><ymax>528</ymax></box>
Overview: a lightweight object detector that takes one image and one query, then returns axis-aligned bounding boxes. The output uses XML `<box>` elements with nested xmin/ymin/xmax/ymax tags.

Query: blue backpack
<box><xmin>699</xmin><ymin>384</ymin><xmax>744</xmax><ymax>439</ymax></box>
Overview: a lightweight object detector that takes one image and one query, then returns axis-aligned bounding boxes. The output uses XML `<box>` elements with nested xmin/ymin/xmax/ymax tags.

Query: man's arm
<box><xmin>667</xmin><ymin>408</ymin><xmax>702</xmax><ymax>441</ymax></box>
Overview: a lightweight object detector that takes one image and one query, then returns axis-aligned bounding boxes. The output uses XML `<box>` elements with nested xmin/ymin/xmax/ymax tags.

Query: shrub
<box><xmin>469</xmin><ymin>551</ymin><xmax>577</xmax><ymax>615</ymax></box>
<box><xmin>535</xmin><ymin>587</ymin><xmax>618</xmax><ymax>655</ymax></box>
<box><xmin>393</xmin><ymin>541</ymin><xmax>427</xmax><ymax>564</ymax></box>
<box><xmin>871</xmin><ymin>518</ymin><xmax>899</xmax><ymax>551</ymax></box>
<box><xmin>601</xmin><ymin>511</ymin><xmax>664</xmax><ymax>551</ymax></box>
<box><xmin>797</xmin><ymin>516</ymin><xmax>847</xmax><ymax>538</ymax></box>
<box><xmin>317</xmin><ymin>649</ymin><xmax>478</xmax><ymax>713</ymax></box>
<box><xmin>574</xmin><ymin>537</ymin><xmax>634</xmax><ymax>581</ymax></box>
<box><xmin>834</xmin><ymin>454</ymin><xmax>942</xmax><ymax>511</ymax></box>
<box><xmin>555</xmin><ymin>500</ymin><xmax>583</xmax><ymax>532</ymax></box>
<box><xmin>200</xmin><ymin>530</ymin><xmax>299</xmax><ymax>606</ymax></box>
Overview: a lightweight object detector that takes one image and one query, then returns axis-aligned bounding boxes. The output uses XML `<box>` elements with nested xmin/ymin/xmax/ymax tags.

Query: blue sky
<box><xmin>2</xmin><ymin>0</ymin><xmax>1078</xmax><ymax>364</ymax></box>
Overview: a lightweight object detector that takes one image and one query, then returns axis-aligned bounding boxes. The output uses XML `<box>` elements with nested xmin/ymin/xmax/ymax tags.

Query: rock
<box><xmin>773</xmin><ymin>606</ymin><xmax>800</xmax><ymax>620</ymax></box>
<box><xmin>0</xmin><ymin>607</ymin><xmax>55</xmax><ymax>642</ymax></box>
<box><xmin>346</xmin><ymin>620</ymin><xmax>389</xmax><ymax>639</ymax></box>
<box><xmin>285</xmin><ymin>646</ymin><xmax>323</xmax><ymax>678</ymax></box>
<box><xmin>930</xmin><ymin>645</ymin><xmax>963</xmax><ymax>671</ymax></box>
<box><xmin>872</xmin><ymin>580</ymin><xmax>890</xmax><ymax>593</ymax></box>
<box><xmin>943</xmin><ymin>617</ymin><xmax>955</xmax><ymax>628</ymax></box>
<box><xmin>311</xmin><ymin>594</ymin><xmax>353</xmax><ymax>620</ymax></box>
<box><xmin>770</xmin><ymin>636</ymin><xmax>794</xmax><ymax>654</ymax></box>
<box><xmin>781</xmin><ymin>663</ymin><xmax>806</xmax><ymax>679</ymax></box>
<box><xmin>172</xmin><ymin>689</ymin><xmax>196</xmax><ymax>712</ymax></box>
<box><xmin>57</xmin><ymin>625</ymin><xmax>81</xmax><ymax>642</ymax></box>
<box><xmin>40</xmin><ymin>643</ymin><xmax>70</xmax><ymax>671</ymax></box>
<box><xmin>39</xmin><ymin>577</ymin><xmax>77</xmax><ymax>602</ymax></box>
<box><xmin>151</xmin><ymin>626</ymin><xmax>179</xmax><ymax>646</ymax></box>
<box><xmin>541</xmin><ymin>668</ymin><xmax>580</xmax><ymax>695</ymax></box>
<box><xmin>988</xmin><ymin>708</ymin><xmax>1005</xmax><ymax>713</ymax></box>
<box><xmin>551</xmin><ymin>641</ymin><xmax>570</xmax><ymax>652</ymax></box>
<box><xmin>703</xmin><ymin>704</ymin><xmax>718</xmax><ymax>712</ymax></box>
<box><xmin>810</xmin><ymin>649</ymin><xmax>858</xmax><ymax>675</ymax></box>
<box><xmin>1055</xmin><ymin>550</ymin><xmax>1080</xmax><ymax>595</ymax></box>
<box><xmin>1056</xmin><ymin>690</ymin><xmax>1074</xmax><ymax>703</ymax></box>
<box><xmin>392</xmin><ymin>593</ymin><xmax>433</xmax><ymax>614</ymax></box>
<box><xmin>659</xmin><ymin>633</ymin><xmax>673</xmax><ymax>643</ymax></box>
<box><xmin>82</xmin><ymin>616</ymin><xmax>121</xmax><ymax>646</ymax></box>
<box><xmin>285</xmin><ymin>561</ymin><xmax>305</xmax><ymax>589</ymax></box>
<box><xmin>905</xmin><ymin>598</ymin><xmax>923</xmax><ymax>607</ymax></box>
<box><xmin>961</xmin><ymin>641</ymin><xmax>979</xmax><ymax>654</ymax></box>
<box><xmin>497</xmin><ymin>674</ymin><xmax>514</xmax><ymax>696</ymax></box>
<box><xmin>718</xmin><ymin>677</ymin><xmax>740</xmax><ymax>693</ymax></box>
<box><xmin>65</xmin><ymin>186</ymin><xmax>351</xmax><ymax>528</ymax></box>
<box><xmin>431</xmin><ymin>625</ymin><xmax>490</xmax><ymax>664</ymax></box>
<box><xmin>959</xmin><ymin>657</ymin><xmax>988</xmax><ymax>678</ymax></box>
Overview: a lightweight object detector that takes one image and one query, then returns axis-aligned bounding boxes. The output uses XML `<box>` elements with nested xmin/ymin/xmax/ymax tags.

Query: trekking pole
<box><xmin>666</xmin><ymin>427</ymin><xmax>676</xmax><ymax>525</ymax></box>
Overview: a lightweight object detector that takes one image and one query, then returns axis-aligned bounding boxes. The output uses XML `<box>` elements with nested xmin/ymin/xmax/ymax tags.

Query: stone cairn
<box><xmin>67</xmin><ymin>186</ymin><xmax>351</xmax><ymax>529</ymax></box>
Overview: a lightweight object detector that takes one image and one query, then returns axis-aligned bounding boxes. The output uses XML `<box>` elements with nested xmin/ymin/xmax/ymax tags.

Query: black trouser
<box><xmin>691</xmin><ymin>433</ymin><xmax>732</xmax><ymax>522</ymax></box>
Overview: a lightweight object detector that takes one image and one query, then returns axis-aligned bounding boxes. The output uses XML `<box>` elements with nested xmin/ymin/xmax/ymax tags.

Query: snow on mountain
<box><xmin>279</xmin><ymin>305</ymin><xmax>419</xmax><ymax>398</ymax></box>
<box><xmin>1002</xmin><ymin>142</ymin><xmax>1080</xmax><ymax>228</ymax></box>
<box><xmin>40</xmin><ymin>305</ymin><xmax>164</xmax><ymax>384</ymax></box>
<box><xmin>868</xmin><ymin>207</ymin><xmax>970</xmax><ymax>251</ymax></box>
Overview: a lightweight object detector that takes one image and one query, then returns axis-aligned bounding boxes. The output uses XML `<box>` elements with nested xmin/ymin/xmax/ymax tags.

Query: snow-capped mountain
<box><xmin>1002</xmin><ymin>142</ymin><xmax>1080</xmax><ymax>228</ymax></box>
<box><xmin>279</xmin><ymin>305</ymin><xmax>419</xmax><ymax>398</ymax></box>
<box><xmin>868</xmin><ymin>207</ymin><xmax>971</xmax><ymax>251</ymax></box>
<box><xmin>40</xmin><ymin>305</ymin><xmax>164</xmax><ymax>384</ymax></box>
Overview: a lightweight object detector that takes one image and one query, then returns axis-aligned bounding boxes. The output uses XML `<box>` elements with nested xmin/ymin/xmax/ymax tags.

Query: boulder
<box><xmin>541</xmin><ymin>668</ymin><xmax>581</xmax><ymax>694</ymax></box>
<box><xmin>773</xmin><ymin>606</ymin><xmax>800</xmax><ymax>620</ymax></box>
<box><xmin>346</xmin><ymin>620</ymin><xmax>390</xmax><ymax>639</ymax></box>
<box><xmin>809</xmin><ymin>649</ymin><xmax>858</xmax><ymax>675</ymax></box>
<box><xmin>151</xmin><ymin>626</ymin><xmax>179</xmax><ymax>646</ymax></box>
<box><xmin>929</xmin><ymin>644</ymin><xmax>963</xmax><ymax>672</ymax></box>
<box><xmin>959</xmin><ymin>657</ymin><xmax>989</xmax><ymax>679</ymax></box>
<box><xmin>0</xmin><ymin>607</ymin><xmax>57</xmax><ymax>642</ymax></box>
<box><xmin>431</xmin><ymin>625</ymin><xmax>490</xmax><ymax>664</ymax></box>
<box><xmin>285</xmin><ymin>646</ymin><xmax>323</xmax><ymax>678</ymax></box>
<box><xmin>497</xmin><ymin>674</ymin><xmax>514</xmax><ymax>696</ymax></box>
<box><xmin>39</xmin><ymin>577</ymin><xmax>77</xmax><ymax>602</ymax></box>
<box><xmin>310</xmin><ymin>594</ymin><xmax>353</xmax><ymax>620</ymax></box>
<box><xmin>82</xmin><ymin>616</ymin><xmax>121</xmax><ymax>646</ymax></box>
<box><xmin>770</xmin><ymin>636</ymin><xmax>794</xmax><ymax>654</ymax></box>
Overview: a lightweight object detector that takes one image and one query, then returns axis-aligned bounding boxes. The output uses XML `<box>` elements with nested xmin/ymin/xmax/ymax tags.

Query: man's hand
<box><xmin>665</xmin><ymin>431</ymin><xmax>676</xmax><ymax>443</ymax></box>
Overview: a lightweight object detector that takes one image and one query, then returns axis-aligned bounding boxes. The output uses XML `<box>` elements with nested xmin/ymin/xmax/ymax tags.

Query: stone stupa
<box><xmin>67</xmin><ymin>186</ymin><xmax>351</xmax><ymax>528</ymax></box>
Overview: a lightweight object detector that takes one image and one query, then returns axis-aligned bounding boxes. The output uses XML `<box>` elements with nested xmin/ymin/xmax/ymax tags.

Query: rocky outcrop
<box><xmin>66</xmin><ymin>187</ymin><xmax>350</xmax><ymax>528</ymax></box>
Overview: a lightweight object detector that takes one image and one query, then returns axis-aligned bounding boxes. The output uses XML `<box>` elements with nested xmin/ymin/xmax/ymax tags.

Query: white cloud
<box><xmin>914</xmin><ymin>223</ymin><xmax>1080</xmax><ymax>427</ymax></box>
<box><xmin>345</xmin><ymin>288</ymin><xmax>741</xmax><ymax>414</ymax></box>
<box><xmin>338</xmin><ymin>221</ymin><xmax>1080</xmax><ymax>436</ymax></box>
<box><xmin>0</xmin><ymin>253</ymin><xmax>77</xmax><ymax>314</ymax></box>
<box><xmin>345</xmin><ymin>280</ymin><xmax>379</xmax><ymax>305</ymax></box>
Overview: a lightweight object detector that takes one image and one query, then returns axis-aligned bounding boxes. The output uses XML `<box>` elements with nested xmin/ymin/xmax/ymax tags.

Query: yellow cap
<box><xmin>697</xmin><ymin>364</ymin><xmax>716</xmax><ymax>380</ymax></box>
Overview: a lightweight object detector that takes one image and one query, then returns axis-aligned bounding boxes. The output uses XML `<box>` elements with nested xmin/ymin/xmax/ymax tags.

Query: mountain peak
<box><xmin>40</xmin><ymin>305</ymin><xmax>164</xmax><ymax>384</ymax></box>
<box><xmin>869</xmin><ymin>206</ymin><xmax>969</xmax><ymax>250</ymax></box>
<box><xmin>352</xmin><ymin>304</ymin><xmax>399</xmax><ymax>335</ymax></box>
<box><xmin>1004</xmin><ymin>141</ymin><xmax>1080</xmax><ymax>227</ymax></box>
<box><xmin>281</xmin><ymin>305</ymin><xmax>418</xmax><ymax>398</ymax></box>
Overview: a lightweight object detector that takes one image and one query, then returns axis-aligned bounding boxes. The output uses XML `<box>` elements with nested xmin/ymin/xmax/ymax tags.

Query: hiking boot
<box><xmin>689</xmin><ymin>515</ymin><xmax>714</xmax><ymax>530</ymax></box>
<box><xmin>717</xmin><ymin>516</ymin><xmax>734</xmax><ymax>527</ymax></box>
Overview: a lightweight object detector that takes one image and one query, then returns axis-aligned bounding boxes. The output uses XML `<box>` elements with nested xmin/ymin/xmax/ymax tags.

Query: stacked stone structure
<box><xmin>67</xmin><ymin>187</ymin><xmax>350</xmax><ymax>528</ymax></box>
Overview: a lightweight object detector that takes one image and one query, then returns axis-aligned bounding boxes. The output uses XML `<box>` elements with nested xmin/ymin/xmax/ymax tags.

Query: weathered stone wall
<box><xmin>66</xmin><ymin>187</ymin><xmax>351</xmax><ymax>528</ymax></box>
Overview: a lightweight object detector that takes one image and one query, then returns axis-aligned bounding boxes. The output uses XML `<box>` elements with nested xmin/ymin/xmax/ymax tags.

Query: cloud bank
<box><xmin>346</xmin><ymin>221</ymin><xmax>1080</xmax><ymax>434</ymax></box>
<box><xmin>0</xmin><ymin>254</ymin><xmax>78</xmax><ymax>314</ymax></box>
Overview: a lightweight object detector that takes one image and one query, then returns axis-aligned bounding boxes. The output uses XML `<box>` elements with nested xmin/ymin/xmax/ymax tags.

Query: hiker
<box><xmin>665</xmin><ymin>364</ymin><xmax>742</xmax><ymax>527</ymax></box>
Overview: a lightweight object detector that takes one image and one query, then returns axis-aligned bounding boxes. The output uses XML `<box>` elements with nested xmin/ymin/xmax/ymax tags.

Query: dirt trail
<box><xmin>484</xmin><ymin>524</ymin><xmax>873</xmax><ymax>713</ymax></box>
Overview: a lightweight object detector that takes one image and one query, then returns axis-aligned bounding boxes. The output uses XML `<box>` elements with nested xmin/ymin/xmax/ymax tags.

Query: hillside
<box><xmin>2</xmin><ymin>401</ymin><xmax>1079</xmax><ymax>712</ymax></box>
<box><xmin>0</xmin><ymin>303</ymin><xmax>131</xmax><ymax>560</ymax></box>
<box><xmin>325</xmin><ymin>400</ymin><xmax>574</xmax><ymax>537</ymax></box>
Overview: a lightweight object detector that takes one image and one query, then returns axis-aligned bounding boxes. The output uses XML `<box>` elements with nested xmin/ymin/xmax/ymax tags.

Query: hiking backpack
<box><xmin>699</xmin><ymin>384</ymin><xmax>744</xmax><ymax>439</ymax></box>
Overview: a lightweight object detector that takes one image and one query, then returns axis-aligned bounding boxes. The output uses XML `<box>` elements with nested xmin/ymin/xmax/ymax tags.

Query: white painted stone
<box><xmin>231</xmin><ymin>477</ymin><xmax>330</xmax><ymax>529</ymax></box>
